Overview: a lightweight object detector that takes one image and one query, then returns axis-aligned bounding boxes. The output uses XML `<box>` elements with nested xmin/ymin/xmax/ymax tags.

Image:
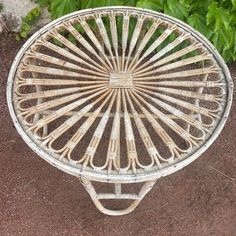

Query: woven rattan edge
<box><xmin>7</xmin><ymin>6</ymin><xmax>234</xmax><ymax>183</ymax></box>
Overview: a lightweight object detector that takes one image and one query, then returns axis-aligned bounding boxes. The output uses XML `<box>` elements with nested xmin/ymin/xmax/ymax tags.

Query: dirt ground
<box><xmin>0</xmin><ymin>34</ymin><xmax>235</xmax><ymax>236</ymax></box>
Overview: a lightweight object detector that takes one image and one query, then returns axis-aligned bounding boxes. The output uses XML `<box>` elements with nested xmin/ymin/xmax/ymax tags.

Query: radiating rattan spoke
<box><xmin>58</xmin><ymin>89</ymin><xmax>114</xmax><ymax>159</ymax></box>
<box><xmin>133</xmin><ymin>67</ymin><xmax>219</xmax><ymax>80</ymax></box>
<box><xmin>135</xmin><ymin>84</ymin><xmax>223</xmax><ymax>103</ymax></box>
<box><xmin>106</xmin><ymin>89</ymin><xmax>121</xmax><ymax>173</ymax></box>
<box><xmin>132</xmin><ymin>32</ymin><xmax>191</xmax><ymax>72</ymax></box>
<box><xmin>154</xmin><ymin>54</ymin><xmax>213</xmax><ymax>72</ymax></box>
<box><xmin>17</xmin><ymin>85</ymin><xmax>100</xmax><ymax>99</ymax></box>
<box><xmin>131</xmin><ymin>90</ymin><xmax>198</xmax><ymax>147</ymax></box>
<box><xmin>134</xmin><ymin>80</ymin><xmax>224</xmax><ymax>87</ymax></box>
<box><xmin>25</xmin><ymin>51</ymin><xmax>108</xmax><ymax>77</ymax></box>
<box><xmin>78</xmin><ymin>17</ymin><xmax>114</xmax><ymax>70</ymax></box>
<box><xmin>95</xmin><ymin>15</ymin><xmax>117</xmax><ymax>70</ymax></box>
<box><xmin>134</xmin><ymin>85</ymin><xmax>219</xmax><ymax>122</ymax></box>
<box><xmin>128</xmin><ymin>90</ymin><xmax>178</xmax><ymax>159</ymax></box>
<box><xmin>41</xmin><ymin>89</ymin><xmax>113</xmax><ymax>151</ymax></box>
<box><xmin>130</xmin><ymin>25</ymin><xmax>177</xmax><ymax>71</ymax></box>
<box><xmin>49</xmin><ymin>30</ymin><xmax>107</xmax><ymax>72</ymax></box>
<box><xmin>83</xmin><ymin>90</ymin><xmax>117</xmax><ymax>170</ymax></box>
<box><xmin>125</xmin><ymin>90</ymin><xmax>163</xmax><ymax>167</ymax></box>
<box><xmin>121</xmin><ymin>89</ymin><xmax>139</xmax><ymax>173</ymax></box>
<box><xmin>121</xmin><ymin>13</ymin><xmax>129</xmax><ymax>71</ymax></box>
<box><xmin>132</xmin><ymin>42</ymin><xmax>202</xmax><ymax>76</ymax></box>
<box><xmin>19</xmin><ymin>64</ymin><xmax>108</xmax><ymax>80</ymax></box>
<box><xmin>16</xmin><ymin>78</ymin><xmax>106</xmax><ymax>87</ymax></box>
<box><xmin>63</xmin><ymin>21</ymin><xmax>112</xmax><ymax>71</ymax></box>
<box><xmin>110</xmin><ymin>12</ymin><xmax>120</xmax><ymax>70</ymax></box>
<box><xmin>35</xmin><ymin>39</ymin><xmax>107</xmax><ymax>74</ymax></box>
<box><xmin>124</xmin><ymin>14</ymin><xmax>145</xmax><ymax>71</ymax></box>
<box><xmin>134</xmin><ymin>87</ymin><xmax>208</xmax><ymax>138</ymax></box>
<box><xmin>19</xmin><ymin>86</ymin><xmax>108</xmax><ymax>124</ymax></box>
<box><xmin>127</xmin><ymin>19</ymin><xmax>161</xmax><ymax>71</ymax></box>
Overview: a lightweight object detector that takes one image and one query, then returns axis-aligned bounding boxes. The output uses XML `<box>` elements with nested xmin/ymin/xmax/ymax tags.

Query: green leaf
<box><xmin>231</xmin><ymin>11</ymin><xmax>236</xmax><ymax>26</ymax></box>
<box><xmin>190</xmin><ymin>0</ymin><xmax>211</xmax><ymax>12</ymax></box>
<box><xmin>81</xmin><ymin>0</ymin><xmax>123</xmax><ymax>9</ymax></box>
<box><xmin>51</xmin><ymin>0</ymin><xmax>79</xmax><ymax>19</ymax></box>
<box><xmin>187</xmin><ymin>13</ymin><xmax>213</xmax><ymax>38</ymax></box>
<box><xmin>25</xmin><ymin>13</ymin><xmax>33</xmax><ymax>21</ymax></box>
<box><xmin>206</xmin><ymin>2</ymin><xmax>231</xmax><ymax>31</ymax></box>
<box><xmin>32</xmin><ymin>6</ymin><xmax>41</xmax><ymax>17</ymax></box>
<box><xmin>36</xmin><ymin>0</ymin><xmax>50</xmax><ymax>7</ymax></box>
<box><xmin>15</xmin><ymin>34</ymin><xmax>21</xmax><ymax>42</ymax></box>
<box><xmin>232</xmin><ymin>0</ymin><xmax>236</xmax><ymax>8</ymax></box>
<box><xmin>221</xmin><ymin>48</ymin><xmax>236</xmax><ymax>62</ymax></box>
<box><xmin>136</xmin><ymin>0</ymin><xmax>164</xmax><ymax>11</ymax></box>
<box><xmin>24</xmin><ymin>6</ymin><xmax>41</xmax><ymax>24</ymax></box>
<box><xmin>68</xmin><ymin>33</ymin><xmax>77</xmax><ymax>45</ymax></box>
<box><xmin>73</xmin><ymin>23</ymin><xmax>85</xmax><ymax>34</ymax></box>
<box><xmin>234</xmin><ymin>31</ymin><xmax>236</xmax><ymax>53</ymax></box>
<box><xmin>212</xmin><ymin>27</ymin><xmax>233</xmax><ymax>53</ymax></box>
<box><xmin>20</xmin><ymin>31</ymin><xmax>28</xmax><ymax>38</ymax></box>
<box><xmin>128</xmin><ymin>17</ymin><xmax>137</xmax><ymax>41</ymax></box>
<box><xmin>21</xmin><ymin>22</ymin><xmax>31</xmax><ymax>32</ymax></box>
<box><xmin>164</xmin><ymin>0</ymin><xmax>190</xmax><ymax>20</ymax></box>
<box><xmin>124</xmin><ymin>0</ymin><xmax>137</xmax><ymax>6</ymax></box>
<box><xmin>52</xmin><ymin>38</ymin><xmax>63</xmax><ymax>47</ymax></box>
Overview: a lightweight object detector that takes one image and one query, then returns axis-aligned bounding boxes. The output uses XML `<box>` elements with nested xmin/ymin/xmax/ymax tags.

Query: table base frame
<box><xmin>79</xmin><ymin>178</ymin><xmax>157</xmax><ymax>216</ymax></box>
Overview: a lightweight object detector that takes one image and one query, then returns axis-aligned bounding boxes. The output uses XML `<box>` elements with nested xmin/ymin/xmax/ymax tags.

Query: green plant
<box><xmin>19</xmin><ymin>0</ymin><xmax>236</xmax><ymax>62</ymax></box>
<box><xmin>137</xmin><ymin>0</ymin><xmax>236</xmax><ymax>62</ymax></box>
<box><xmin>16</xmin><ymin>6</ymin><xmax>41</xmax><ymax>41</ymax></box>
<box><xmin>0</xmin><ymin>3</ymin><xmax>3</xmax><ymax>12</ymax></box>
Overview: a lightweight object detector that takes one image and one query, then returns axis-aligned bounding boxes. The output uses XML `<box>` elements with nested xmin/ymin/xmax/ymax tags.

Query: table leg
<box><xmin>79</xmin><ymin>178</ymin><xmax>157</xmax><ymax>216</ymax></box>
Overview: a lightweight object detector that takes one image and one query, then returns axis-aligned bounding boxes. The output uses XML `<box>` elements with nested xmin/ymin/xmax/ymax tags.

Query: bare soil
<box><xmin>0</xmin><ymin>34</ymin><xmax>236</xmax><ymax>236</ymax></box>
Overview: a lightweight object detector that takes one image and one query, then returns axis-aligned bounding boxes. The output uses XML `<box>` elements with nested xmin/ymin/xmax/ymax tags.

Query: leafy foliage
<box><xmin>50</xmin><ymin>0</ymin><xmax>79</xmax><ymax>19</ymax></box>
<box><xmin>18</xmin><ymin>0</ymin><xmax>236</xmax><ymax>62</ymax></box>
<box><xmin>0</xmin><ymin>3</ymin><xmax>3</xmax><ymax>12</ymax></box>
<box><xmin>136</xmin><ymin>0</ymin><xmax>164</xmax><ymax>11</ymax></box>
<box><xmin>81</xmin><ymin>0</ymin><xmax>124</xmax><ymax>9</ymax></box>
<box><xmin>16</xmin><ymin>6</ymin><xmax>41</xmax><ymax>41</ymax></box>
<box><xmin>164</xmin><ymin>0</ymin><xmax>189</xmax><ymax>21</ymax></box>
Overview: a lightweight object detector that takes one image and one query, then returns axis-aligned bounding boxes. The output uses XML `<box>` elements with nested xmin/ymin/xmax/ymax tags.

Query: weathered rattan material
<box><xmin>7</xmin><ymin>7</ymin><xmax>233</xmax><ymax>215</ymax></box>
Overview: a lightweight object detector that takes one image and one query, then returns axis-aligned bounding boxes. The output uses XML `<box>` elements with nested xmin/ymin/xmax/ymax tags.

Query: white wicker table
<box><xmin>7</xmin><ymin>7</ymin><xmax>233</xmax><ymax>216</ymax></box>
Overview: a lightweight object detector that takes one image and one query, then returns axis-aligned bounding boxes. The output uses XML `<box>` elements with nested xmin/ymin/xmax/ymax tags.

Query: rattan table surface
<box><xmin>7</xmin><ymin>7</ymin><xmax>233</xmax><ymax>183</ymax></box>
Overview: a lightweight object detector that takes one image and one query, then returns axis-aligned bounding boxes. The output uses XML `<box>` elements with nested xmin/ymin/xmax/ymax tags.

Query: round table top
<box><xmin>7</xmin><ymin>7</ymin><xmax>233</xmax><ymax>183</ymax></box>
